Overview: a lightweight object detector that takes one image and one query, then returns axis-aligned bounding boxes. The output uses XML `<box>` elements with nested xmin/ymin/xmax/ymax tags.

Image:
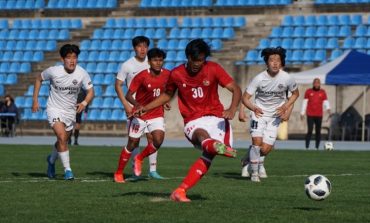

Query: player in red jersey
<box><xmin>135</xmin><ymin>39</ymin><xmax>242</xmax><ymax>202</ymax></box>
<box><xmin>114</xmin><ymin>48</ymin><xmax>170</xmax><ymax>183</ymax></box>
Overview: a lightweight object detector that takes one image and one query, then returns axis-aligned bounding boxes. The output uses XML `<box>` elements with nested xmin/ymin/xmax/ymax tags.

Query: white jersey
<box><xmin>116</xmin><ymin>56</ymin><xmax>149</xmax><ymax>87</ymax></box>
<box><xmin>41</xmin><ymin>65</ymin><xmax>93</xmax><ymax>114</ymax></box>
<box><xmin>246</xmin><ymin>69</ymin><xmax>297</xmax><ymax>117</ymax></box>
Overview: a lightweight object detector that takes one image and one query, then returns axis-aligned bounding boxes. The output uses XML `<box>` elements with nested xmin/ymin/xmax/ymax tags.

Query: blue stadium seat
<box><xmin>15</xmin><ymin>96</ymin><xmax>25</xmax><ymax>108</ymax></box>
<box><xmin>327</xmin><ymin>26</ymin><xmax>339</xmax><ymax>37</ymax></box>
<box><xmin>292</xmin><ymin>27</ymin><xmax>305</xmax><ymax>37</ymax></box>
<box><xmin>211</xmin><ymin>28</ymin><xmax>223</xmax><ymax>39</ymax></box>
<box><xmin>22</xmin><ymin>108</ymin><xmax>32</xmax><ymax>120</ymax></box>
<box><xmin>87</xmin><ymin>109</ymin><xmax>100</xmax><ymax>121</ymax></box>
<box><xmin>0</xmin><ymin>63</ymin><xmax>10</xmax><ymax>73</ymax></box>
<box><xmin>40</xmin><ymin>85</ymin><xmax>49</xmax><ymax>96</ymax></box>
<box><xmin>106</xmin><ymin>62</ymin><xmax>118</xmax><ymax>73</ymax></box>
<box><xmin>87</xmin><ymin>51</ymin><xmax>99</xmax><ymax>61</ymax></box>
<box><xmin>257</xmin><ymin>38</ymin><xmax>270</xmax><ymax>49</ymax></box>
<box><xmin>103</xmin><ymin>86</ymin><xmax>116</xmax><ymax>97</ymax></box>
<box><xmin>98</xmin><ymin>51</ymin><xmax>109</xmax><ymax>61</ymax></box>
<box><xmin>0</xmin><ymin>84</ymin><xmax>4</xmax><ymax>96</ymax></box>
<box><xmin>329</xmin><ymin>49</ymin><xmax>343</xmax><ymax>61</ymax></box>
<box><xmin>235</xmin><ymin>17</ymin><xmax>246</xmax><ymax>27</ymax></box>
<box><xmin>314</xmin><ymin>38</ymin><xmax>327</xmax><ymax>49</ymax></box>
<box><xmin>270</xmin><ymin>27</ymin><xmax>282</xmax><ymax>38</ymax></box>
<box><xmin>354</xmin><ymin>25</ymin><xmax>367</xmax><ymax>36</ymax></box>
<box><xmin>338</xmin><ymin>26</ymin><xmax>351</xmax><ymax>37</ymax></box>
<box><xmin>293</xmin><ymin>16</ymin><xmax>305</xmax><ymax>26</ymax></box>
<box><xmin>25</xmin><ymin>85</ymin><xmax>34</xmax><ymax>96</ymax></box>
<box><xmin>117</xmin><ymin>51</ymin><xmax>129</xmax><ymax>61</ymax></box>
<box><xmin>222</xmin><ymin>28</ymin><xmax>235</xmax><ymax>39</ymax></box>
<box><xmin>0</xmin><ymin>74</ymin><xmax>5</xmax><ymax>84</ymax></box>
<box><xmin>38</xmin><ymin>97</ymin><xmax>47</xmax><ymax>108</ymax></box>
<box><xmin>46</xmin><ymin>40</ymin><xmax>57</xmax><ymax>51</ymax></box>
<box><xmin>354</xmin><ymin>37</ymin><xmax>366</xmax><ymax>49</ymax></box>
<box><xmin>281</xmin><ymin>38</ymin><xmax>293</xmax><ymax>49</ymax></box>
<box><xmin>281</xmin><ymin>27</ymin><xmax>293</xmax><ymax>37</ymax></box>
<box><xmin>157</xmin><ymin>39</ymin><xmax>168</xmax><ymax>49</ymax></box>
<box><xmin>86</xmin><ymin>62</ymin><xmax>97</xmax><ymax>73</ymax></box>
<box><xmin>302</xmin><ymin>50</ymin><xmax>315</xmax><ymax>62</ymax></box>
<box><xmin>112</xmin><ymin>98</ymin><xmax>123</xmax><ymax>109</ymax></box>
<box><xmin>270</xmin><ymin>38</ymin><xmax>281</xmax><ymax>47</ymax></box>
<box><xmin>315</xmin><ymin>26</ymin><xmax>328</xmax><ymax>37</ymax></box>
<box><xmin>211</xmin><ymin>39</ymin><xmax>223</xmax><ymax>50</ymax></box>
<box><xmin>290</xmin><ymin>50</ymin><xmax>303</xmax><ymax>63</ymax></box>
<box><xmin>102</xmin><ymin>97</ymin><xmax>114</xmax><ymax>108</ymax></box>
<box><xmin>292</xmin><ymin>38</ymin><xmax>304</xmax><ymax>49</ymax></box>
<box><xmin>154</xmin><ymin>28</ymin><xmax>166</xmax><ymax>39</ymax></box>
<box><xmin>316</xmin><ymin>15</ymin><xmax>328</xmax><ymax>26</ymax></box>
<box><xmin>169</xmin><ymin>28</ymin><xmax>180</xmax><ymax>39</ymax></box>
<box><xmin>351</xmin><ymin>14</ymin><xmax>362</xmax><ymax>26</ymax></box>
<box><xmin>5</xmin><ymin>73</ymin><xmax>17</xmax><ymax>85</ymax></box>
<box><xmin>167</xmin><ymin>39</ymin><xmax>179</xmax><ymax>50</ymax></box>
<box><xmin>166</xmin><ymin>51</ymin><xmax>176</xmax><ymax>62</ymax></box>
<box><xmin>111</xmin><ymin>109</ymin><xmax>126</xmax><ymax>121</ymax></box>
<box><xmin>93</xmin><ymin>74</ymin><xmax>104</xmax><ymax>85</ymax></box>
<box><xmin>313</xmin><ymin>50</ymin><xmax>326</xmax><ymax>62</ymax></box>
<box><xmin>326</xmin><ymin>38</ymin><xmax>339</xmax><ymax>49</ymax></box>
<box><xmin>103</xmin><ymin>29</ymin><xmax>114</xmax><ymax>39</ymax></box>
<box><xmin>98</xmin><ymin>109</ymin><xmax>112</xmax><ymax>120</ymax></box>
<box><xmin>94</xmin><ymin>85</ymin><xmax>103</xmax><ymax>97</ymax></box>
<box><xmin>339</xmin><ymin>14</ymin><xmax>350</xmax><ymax>26</ymax></box>
<box><xmin>144</xmin><ymin>28</ymin><xmax>155</xmax><ymax>39</ymax></box>
<box><xmin>282</xmin><ymin>15</ymin><xmax>293</xmax><ymax>26</ymax></box>
<box><xmin>20</xmin><ymin>62</ymin><xmax>31</xmax><ymax>73</ymax></box>
<box><xmin>164</xmin><ymin>62</ymin><xmax>176</xmax><ymax>70</ymax></box>
<box><xmin>328</xmin><ymin>15</ymin><xmax>339</xmax><ymax>26</ymax></box>
<box><xmin>95</xmin><ymin>62</ymin><xmax>107</xmax><ymax>73</ymax></box>
<box><xmin>342</xmin><ymin>37</ymin><xmax>355</xmax><ymax>49</ymax></box>
<box><xmin>0</xmin><ymin>19</ymin><xmax>8</xmax><ymax>29</ymax></box>
<box><xmin>303</xmin><ymin>38</ymin><xmax>315</xmax><ymax>49</ymax></box>
<box><xmin>305</xmin><ymin>15</ymin><xmax>317</xmax><ymax>26</ymax></box>
<box><xmin>90</xmin><ymin>97</ymin><xmax>103</xmax><ymax>108</ymax></box>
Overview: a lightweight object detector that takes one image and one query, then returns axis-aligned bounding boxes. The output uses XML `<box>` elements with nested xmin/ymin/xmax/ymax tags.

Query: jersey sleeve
<box><xmin>116</xmin><ymin>63</ymin><xmax>128</xmax><ymax>82</ymax></box>
<box><xmin>82</xmin><ymin>71</ymin><xmax>93</xmax><ymax>90</ymax></box>
<box><xmin>41</xmin><ymin>67</ymin><xmax>53</xmax><ymax>81</ymax></box>
<box><xmin>322</xmin><ymin>90</ymin><xmax>328</xmax><ymax>100</ymax></box>
<box><xmin>128</xmin><ymin>73</ymin><xmax>143</xmax><ymax>93</ymax></box>
<box><xmin>165</xmin><ymin>71</ymin><xmax>178</xmax><ymax>93</ymax></box>
<box><xmin>246</xmin><ymin>76</ymin><xmax>259</xmax><ymax>95</ymax></box>
<box><xmin>214</xmin><ymin>63</ymin><xmax>233</xmax><ymax>87</ymax></box>
<box><xmin>287</xmin><ymin>76</ymin><xmax>298</xmax><ymax>92</ymax></box>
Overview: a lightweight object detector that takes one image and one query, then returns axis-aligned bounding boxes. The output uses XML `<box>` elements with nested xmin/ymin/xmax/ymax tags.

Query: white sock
<box><xmin>148</xmin><ymin>151</ymin><xmax>158</xmax><ymax>172</ymax></box>
<box><xmin>131</xmin><ymin>147</ymin><xmax>140</xmax><ymax>168</ymax></box>
<box><xmin>58</xmin><ymin>150</ymin><xmax>71</xmax><ymax>172</ymax></box>
<box><xmin>49</xmin><ymin>144</ymin><xmax>58</xmax><ymax>164</ymax></box>
<box><xmin>259</xmin><ymin>156</ymin><xmax>265</xmax><ymax>167</ymax></box>
<box><xmin>249</xmin><ymin>145</ymin><xmax>260</xmax><ymax>174</ymax></box>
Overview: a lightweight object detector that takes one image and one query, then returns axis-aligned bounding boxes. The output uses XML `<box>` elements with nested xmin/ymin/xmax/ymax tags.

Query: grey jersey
<box><xmin>246</xmin><ymin>70</ymin><xmax>297</xmax><ymax>117</ymax></box>
<box><xmin>41</xmin><ymin>65</ymin><xmax>93</xmax><ymax>114</ymax></box>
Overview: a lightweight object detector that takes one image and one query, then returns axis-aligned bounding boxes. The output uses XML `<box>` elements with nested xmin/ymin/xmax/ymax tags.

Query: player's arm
<box><xmin>125</xmin><ymin>90</ymin><xmax>139</xmax><ymax>107</ymax></box>
<box><xmin>115</xmin><ymin>79</ymin><xmax>133</xmax><ymax>117</ymax></box>
<box><xmin>276</xmin><ymin>88</ymin><xmax>299</xmax><ymax>117</ymax></box>
<box><xmin>77</xmin><ymin>87</ymin><xmax>94</xmax><ymax>114</ymax></box>
<box><xmin>223</xmin><ymin>81</ymin><xmax>242</xmax><ymax>120</ymax></box>
<box><xmin>241</xmin><ymin>91</ymin><xmax>264</xmax><ymax>118</ymax></box>
<box><xmin>239</xmin><ymin>104</ymin><xmax>247</xmax><ymax>122</ymax></box>
<box><xmin>136</xmin><ymin>90</ymin><xmax>174</xmax><ymax>116</ymax></box>
<box><xmin>32</xmin><ymin>73</ymin><xmax>43</xmax><ymax>112</ymax></box>
<box><xmin>281</xmin><ymin>103</ymin><xmax>294</xmax><ymax>121</ymax></box>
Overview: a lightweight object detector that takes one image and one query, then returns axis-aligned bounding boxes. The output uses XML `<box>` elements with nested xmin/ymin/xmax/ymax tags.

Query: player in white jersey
<box><xmin>239</xmin><ymin>47</ymin><xmax>299</xmax><ymax>182</ymax></box>
<box><xmin>32</xmin><ymin>44</ymin><xmax>94</xmax><ymax>180</ymax></box>
<box><xmin>114</xmin><ymin>36</ymin><xmax>165</xmax><ymax>180</ymax></box>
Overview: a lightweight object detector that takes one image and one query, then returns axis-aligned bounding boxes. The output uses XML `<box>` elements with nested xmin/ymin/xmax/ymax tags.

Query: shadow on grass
<box><xmin>293</xmin><ymin>207</ymin><xmax>323</xmax><ymax>211</ymax></box>
<box><xmin>10</xmin><ymin>172</ymin><xmax>46</xmax><ymax>178</ymax></box>
<box><xmin>212</xmin><ymin>171</ymin><xmax>246</xmax><ymax>180</ymax></box>
<box><xmin>86</xmin><ymin>171</ymin><xmax>114</xmax><ymax>178</ymax></box>
<box><xmin>115</xmin><ymin>191</ymin><xmax>206</xmax><ymax>201</ymax></box>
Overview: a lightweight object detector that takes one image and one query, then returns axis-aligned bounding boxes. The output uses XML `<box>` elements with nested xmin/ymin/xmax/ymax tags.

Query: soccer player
<box><xmin>32</xmin><ymin>44</ymin><xmax>94</xmax><ymax>180</ymax></box>
<box><xmin>114</xmin><ymin>48</ymin><xmax>170</xmax><ymax>183</ymax></box>
<box><xmin>114</xmin><ymin>36</ymin><xmax>164</xmax><ymax>181</ymax></box>
<box><xmin>135</xmin><ymin>39</ymin><xmax>242</xmax><ymax>202</ymax></box>
<box><xmin>239</xmin><ymin>47</ymin><xmax>299</xmax><ymax>182</ymax></box>
<box><xmin>300</xmin><ymin>78</ymin><xmax>331</xmax><ymax>150</ymax></box>
<box><xmin>68</xmin><ymin>88</ymin><xmax>88</xmax><ymax>146</ymax></box>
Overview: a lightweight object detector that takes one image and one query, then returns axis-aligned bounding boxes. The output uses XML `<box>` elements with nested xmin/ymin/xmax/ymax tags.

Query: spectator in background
<box><xmin>301</xmin><ymin>78</ymin><xmax>331</xmax><ymax>150</ymax></box>
<box><xmin>0</xmin><ymin>95</ymin><xmax>19</xmax><ymax>137</ymax></box>
<box><xmin>69</xmin><ymin>89</ymin><xmax>88</xmax><ymax>146</ymax></box>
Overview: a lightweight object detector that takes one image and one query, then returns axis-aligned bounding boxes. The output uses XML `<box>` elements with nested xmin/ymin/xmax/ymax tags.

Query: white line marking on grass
<box><xmin>1</xmin><ymin>173</ymin><xmax>369</xmax><ymax>183</ymax></box>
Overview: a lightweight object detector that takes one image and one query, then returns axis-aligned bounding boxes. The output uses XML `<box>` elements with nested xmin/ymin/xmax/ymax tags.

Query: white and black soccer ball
<box><xmin>304</xmin><ymin>174</ymin><xmax>332</xmax><ymax>201</ymax></box>
<box><xmin>324</xmin><ymin>141</ymin><xmax>334</xmax><ymax>151</ymax></box>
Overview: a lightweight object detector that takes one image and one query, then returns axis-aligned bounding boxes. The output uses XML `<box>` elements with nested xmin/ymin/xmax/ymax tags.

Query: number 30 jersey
<box><xmin>129</xmin><ymin>68</ymin><xmax>170</xmax><ymax>120</ymax></box>
<box><xmin>166</xmin><ymin>61</ymin><xmax>233</xmax><ymax>124</ymax></box>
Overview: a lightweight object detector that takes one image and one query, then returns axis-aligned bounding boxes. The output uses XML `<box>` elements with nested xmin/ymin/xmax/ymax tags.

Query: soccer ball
<box><xmin>324</xmin><ymin>141</ymin><xmax>334</xmax><ymax>151</ymax></box>
<box><xmin>304</xmin><ymin>174</ymin><xmax>332</xmax><ymax>201</ymax></box>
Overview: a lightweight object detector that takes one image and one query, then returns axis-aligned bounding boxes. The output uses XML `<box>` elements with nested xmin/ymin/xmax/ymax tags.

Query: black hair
<box><xmin>147</xmin><ymin>48</ymin><xmax>166</xmax><ymax>60</ymax></box>
<box><xmin>59</xmin><ymin>44</ymin><xmax>80</xmax><ymax>58</ymax></box>
<box><xmin>261</xmin><ymin>47</ymin><xmax>286</xmax><ymax>66</ymax></box>
<box><xmin>185</xmin><ymin>38</ymin><xmax>211</xmax><ymax>59</ymax></box>
<box><xmin>132</xmin><ymin>36</ymin><xmax>150</xmax><ymax>48</ymax></box>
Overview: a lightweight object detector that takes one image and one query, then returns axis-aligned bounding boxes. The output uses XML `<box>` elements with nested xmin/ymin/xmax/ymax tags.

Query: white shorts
<box><xmin>127</xmin><ymin>118</ymin><xmax>149</xmax><ymax>134</ymax></box>
<box><xmin>128</xmin><ymin>117</ymin><xmax>165</xmax><ymax>138</ymax></box>
<box><xmin>47</xmin><ymin>107</ymin><xmax>75</xmax><ymax>132</ymax></box>
<box><xmin>184</xmin><ymin>116</ymin><xmax>233</xmax><ymax>147</ymax></box>
<box><xmin>250</xmin><ymin>112</ymin><xmax>281</xmax><ymax>145</ymax></box>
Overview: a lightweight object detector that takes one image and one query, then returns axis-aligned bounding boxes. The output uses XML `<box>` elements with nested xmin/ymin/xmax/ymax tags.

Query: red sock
<box><xmin>201</xmin><ymin>138</ymin><xmax>222</xmax><ymax>155</ymax></box>
<box><xmin>179</xmin><ymin>157</ymin><xmax>211</xmax><ymax>191</ymax></box>
<box><xmin>137</xmin><ymin>143</ymin><xmax>157</xmax><ymax>161</ymax></box>
<box><xmin>116</xmin><ymin>147</ymin><xmax>131</xmax><ymax>174</ymax></box>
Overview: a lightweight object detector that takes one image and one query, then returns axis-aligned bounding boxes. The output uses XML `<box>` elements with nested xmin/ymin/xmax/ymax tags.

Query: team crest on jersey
<box><xmin>278</xmin><ymin>84</ymin><xmax>284</xmax><ymax>89</ymax></box>
<box><xmin>182</xmin><ymin>83</ymin><xmax>186</xmax><ymax>87</ymax></box>
<box><xmin>148</xmin><ymin>84</ymin><xmax>151</xmax><ymax>88</ymax></box>
<box><xmin>72</xmin><ymin>79</ymin><xmax>78</xmax><ymax>85</ymax></box>
<box><xmin>203</xmin><ymin>80</ymin><xmax>210</xmax><ymax>86</ymax></box>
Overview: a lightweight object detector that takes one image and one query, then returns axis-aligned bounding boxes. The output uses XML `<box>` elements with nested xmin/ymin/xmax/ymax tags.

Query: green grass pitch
<box><xmin>1</xmin><ymin>144</ymin><xmax>370</xmax><ymax>223</ymax></box>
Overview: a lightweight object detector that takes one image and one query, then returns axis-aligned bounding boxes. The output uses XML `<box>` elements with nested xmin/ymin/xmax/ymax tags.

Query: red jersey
<box><xmin>304</xmin><ymin>88</ymin><xmax>328</xmax><ymax>117</ymax></box>
<box><xmin>166</xmin><ymin>61</ymin><xmax>234</xmax><ymax>124</ymax></box>
<box><xmin>129</xmin><ymin>68</ymin><xmax>170</xmax><ymax>120</ymax></box>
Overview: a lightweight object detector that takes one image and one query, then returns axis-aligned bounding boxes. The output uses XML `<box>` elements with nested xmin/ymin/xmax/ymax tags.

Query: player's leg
<box><xmin>73</xmin><ymin>122</ymin><xmax>81</xmax><ymax>145</ymax></box>
<box><xmin>314</xmin><ymin>117</ymin><xmax>322</xmax><ymax>150</ymax></box>
<box><xmin>52</xmin><ymin>122</ymin><xmax>74</xmax><ymax>180</ymax></box>
<box><xmin>305</xmin><ymin>116</ymin><xmax>314</xmax><ymax>149</ymax></box>
<box><xmin>258</xmin><ymin>117</ymin><xmax>280</xmax><ymax>179</ymax></box>
<box><xmin>46</xmin><ymin>142</ymin><xmax>58</xmax><ymax>179</ymax></box>
<box><xmin>145</xmin><ymin>132</ymin><xmax>163</xmax><ymax>179</ymax></box>
<box><xmin>135</xmin><ymin>129</ymin><xmax>164</xmax><ymax>177</ymax></box>
<box><xmin>114</xmin><ymin>117</ymin><xmax>144</xmax><ymax>182</ymax></box>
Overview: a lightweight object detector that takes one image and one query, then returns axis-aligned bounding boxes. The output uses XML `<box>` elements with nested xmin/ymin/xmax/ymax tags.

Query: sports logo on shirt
<box><xmin>72</xmin><ymin>79</ymin><xmax>78</xmax><ymax>85</ymax></box>
<box><xmin>203</xmin><ymin>80</ymin><xmax>210</xmax><ymax>86</ymax></box>
<box><xmin>182</xmin><ymin>83</ymin><xmax>187</xmax><ymax>88</ymax></box>
<box><xmin>278</xmin><ymin>84</ymin><xmax>284</xmax><ymax>89</ymax></box>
